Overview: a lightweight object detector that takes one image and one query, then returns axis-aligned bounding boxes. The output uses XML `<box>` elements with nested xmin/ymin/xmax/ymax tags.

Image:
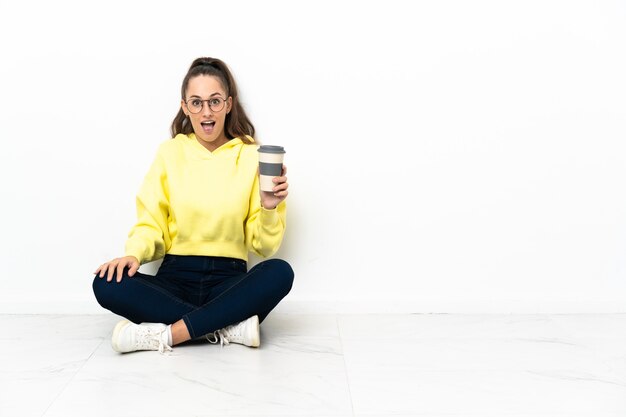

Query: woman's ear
<box><xmin>227</xmin><ymin>96</ymin><xmax>233</xmax><ymax>114</ymax></box>
<box><xmin>181</xmin><ymin>99</ymin><xmax>187</xmax><ymax>116</ymax></box>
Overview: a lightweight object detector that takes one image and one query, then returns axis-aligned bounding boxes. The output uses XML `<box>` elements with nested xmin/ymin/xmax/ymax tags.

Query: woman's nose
<box><xmin>202</xmin><ymin>102</ymin><xmax>213</xmax><ymax>116</ymax></box>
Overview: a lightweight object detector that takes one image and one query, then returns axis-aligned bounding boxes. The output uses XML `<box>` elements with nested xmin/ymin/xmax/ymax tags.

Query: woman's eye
<box><xmin>191</xmin><ymin>100</ymin><xmax>202</xmax><ymax>107</ymax></box>
<box><xmin>210</xmin><ymin>98</ymin><xmax>221</xmax><ymax>106</ymax></box>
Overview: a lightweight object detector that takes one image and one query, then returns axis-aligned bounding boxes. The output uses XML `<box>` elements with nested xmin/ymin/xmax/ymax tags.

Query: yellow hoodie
<box><xmin>124</xmin><ymin>133</ymin><xmax>286</xmax><ymax>264</ymax></box>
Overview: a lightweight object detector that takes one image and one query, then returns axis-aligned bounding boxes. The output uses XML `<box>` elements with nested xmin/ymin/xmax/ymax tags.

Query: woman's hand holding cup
<box><xmin>260</xmin><ymin>165</ymin><xmax>288</xmax><ymax>210</ymax></box>
<box><xmin>258</xmin><ymin>145</ymin><xmax>288</xmax><ymax>210</ymax></box>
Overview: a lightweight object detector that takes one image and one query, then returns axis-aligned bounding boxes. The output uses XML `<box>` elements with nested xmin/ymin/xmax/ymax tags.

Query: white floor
<box><xmin>0</xmin><ymin>313</ymin><xmax>625</xmax><ymax>417</ymax></box>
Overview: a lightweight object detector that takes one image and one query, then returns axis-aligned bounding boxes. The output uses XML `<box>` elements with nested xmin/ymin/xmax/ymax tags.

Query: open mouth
<box><xmin>200</xmin><ymin>120</ymin><xmax>216</xmax><ymax>134</ymax></box>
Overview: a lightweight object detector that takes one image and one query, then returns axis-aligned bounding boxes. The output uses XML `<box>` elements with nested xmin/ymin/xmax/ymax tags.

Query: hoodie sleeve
<box><xmin>244</xmin><ymin>174</ymin><xmax>287</xmax><ymax>258</ymax></box>
<box><xmin>124</xmin><ymin>146</ymin><xmax>171</xmax><ymax>264</ymax></box>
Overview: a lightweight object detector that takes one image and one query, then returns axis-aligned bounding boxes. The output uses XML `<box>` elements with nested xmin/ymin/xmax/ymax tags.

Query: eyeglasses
<box><xmin>185</xmin><ymin>96</ymin><xmax>228</xmax><ymax>114</ymax></box>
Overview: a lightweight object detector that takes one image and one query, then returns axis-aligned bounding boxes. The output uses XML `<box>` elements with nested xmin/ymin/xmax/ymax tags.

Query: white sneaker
<box><xmin>111</xmin><ymin>320</ymin><xmax>172</xmax><ymax>354</ymax></box>
<box><xmin>206</xmin><ymin>315</ymin><xmax>260</xmax><ymax>347</ymax></box>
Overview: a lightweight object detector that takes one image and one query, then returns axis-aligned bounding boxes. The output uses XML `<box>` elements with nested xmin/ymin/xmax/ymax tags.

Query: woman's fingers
<box><xmin>116</xmin><ymin>262</ymin><xmax>126</xmax><ymax>283</ymax></box>
<box><xmin>99</xmin><ymin>263</ymin><xmax>110</xmax><ymax>279</ymax></box>
<box><xmin>265</xmin><ymin>165</ymin><xmax>289</xmax><ymax>200</ymax></box>
<box><xmin>272</xmin><ymin>180</ymin><xmax>288</xmax><ymax>190</ymax></box>
<box><xmin>272</xmin><ymin>179</ymin><xmax>289</xmax><ymax>197</ymax></box>
<box><xmin>272</xmin><ymin>173</ymin><xmax>288</xmax><ymax>194</ymax></box>
<box><xmin>106</xmin><ymin>264</ymin><xmax>114</xmax><ymax>282</ymax></box>
<box><xmin>96</xmin><ymin>256</ymin><xmax>138</xmax><ymax>282</ymax></box>
<box><xmin>127</xmin><ymin>261</ymin><xmax>138</xmax><ymax>277</ymax></box>
<box><xmin>106</xmin><ymin>260</ymin><xmax>119</xmax><ymax>282</ymax></box>
<box><xmin>273</xmin><ymin>175</ymin><xmax>288</xmax><ymax>184</ymax></box>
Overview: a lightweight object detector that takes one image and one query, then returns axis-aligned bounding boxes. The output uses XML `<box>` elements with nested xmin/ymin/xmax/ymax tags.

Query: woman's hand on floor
<box><xmin>94</xmin><ymin>256</ymin><xmax>140</xmax><ymax>283</ymax></box>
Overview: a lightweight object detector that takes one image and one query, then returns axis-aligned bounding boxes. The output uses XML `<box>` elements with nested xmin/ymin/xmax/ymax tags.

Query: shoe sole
<box><xmin>248</xmin><ymin>315</ymin><xmax>260</xmax><ymax>347</ymax></box>
<box><xmin>111</xmin><ymin>319</ymin><xmax>131</xmax><ymax>352</ymax></box>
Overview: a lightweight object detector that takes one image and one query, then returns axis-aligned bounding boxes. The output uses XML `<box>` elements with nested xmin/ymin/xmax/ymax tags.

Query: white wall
<box><xmin>0</xmin><ymin>0</ymin><xmax>624</xmax><ymax>314</ymax></box>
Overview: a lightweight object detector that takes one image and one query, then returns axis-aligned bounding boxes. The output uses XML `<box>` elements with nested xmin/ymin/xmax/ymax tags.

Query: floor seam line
<box><xmin>336</xmin><ymin>314</ymin><xmax>356</xmax><ymax>417</ymax></box>
<box><xmin>39</xmin><ymin>337</ymin><xmax>106</xmax><ymax>417</ymax></box>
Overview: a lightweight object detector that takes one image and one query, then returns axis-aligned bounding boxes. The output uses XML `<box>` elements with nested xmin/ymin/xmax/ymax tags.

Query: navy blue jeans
<box><xmin>92</xmin><ymin>255</ymin><xmax>294</xmax><ymax>339</ymax></box>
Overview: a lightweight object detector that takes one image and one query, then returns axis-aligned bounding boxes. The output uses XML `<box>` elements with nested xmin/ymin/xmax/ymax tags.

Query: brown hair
<box><xmin>170</xmin><ymin>57</ymin><xmax>255</xmax><ymax>143</ymax></box>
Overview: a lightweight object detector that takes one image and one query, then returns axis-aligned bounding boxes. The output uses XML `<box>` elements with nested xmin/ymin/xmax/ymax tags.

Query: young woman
<box><xmin>92</xmin><ymin>57</ymin><xmax>294</xmax><ymax>354</ymax></box>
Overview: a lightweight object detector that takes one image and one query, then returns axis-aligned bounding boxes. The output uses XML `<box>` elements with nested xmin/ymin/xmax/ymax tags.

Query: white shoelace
<box><xmin>206</xmin><ymin>329</ymin><xmax>230</xmax><ymax>347</ymax></box>
<box><xmin>135</xmin><ymin>326</ymin><xmax>173</xmax><ymax>354</ymax></box>
<box><xmin>204</xmin><ymin>319</ymin><xmax>250</xmax><ymax>347</ymax></box>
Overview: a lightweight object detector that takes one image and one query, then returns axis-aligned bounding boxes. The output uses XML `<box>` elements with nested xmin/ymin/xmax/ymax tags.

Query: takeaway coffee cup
<box><xmin>257</xmin><ymin>145</ymin><xmax>286</xmax><ymax>192</ymax></box>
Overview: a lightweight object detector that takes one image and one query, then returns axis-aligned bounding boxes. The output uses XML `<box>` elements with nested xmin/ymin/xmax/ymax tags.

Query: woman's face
<box><xmin>181</xmin><ymin>75</ymin><xmax>232</xmax><ymax>151</ymax></box>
